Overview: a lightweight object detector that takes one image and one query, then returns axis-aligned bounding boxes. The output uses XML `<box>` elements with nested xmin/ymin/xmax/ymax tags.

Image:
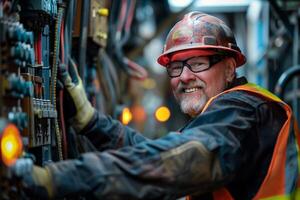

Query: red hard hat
<box><xmin>157</xmin><ymin>12</ymin><xmax>246</xmax><ymax>67</ymax></box>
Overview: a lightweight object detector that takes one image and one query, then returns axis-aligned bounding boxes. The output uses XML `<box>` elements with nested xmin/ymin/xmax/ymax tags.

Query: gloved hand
<box><xmin>11</xmin><ymin>158</ymin><xmax>54</xmax><ymax>199</ymax></box>
<box><xmin>59</xmin><ymin>60</ymin><xmax>96</xmax><ymax>133</ymax></box>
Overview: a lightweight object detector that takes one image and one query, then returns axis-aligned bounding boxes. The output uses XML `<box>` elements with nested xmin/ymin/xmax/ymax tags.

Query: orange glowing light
<box><xmin>155</xmin><ymin>106</ymin><xmax>170</xmax><ymax>122</ymax></box>
<box><xmin>121</xmin><ymin>107</ymin><xmax>133</xmax><ymax>125</ymax></box>
<box><xmin>1</xmin><ymin>124</ymin><xmax>23</xmax><ymax>166</ymax></box>
<box><xmin>131</xmin><ymin>105</ymin><xmax>147</xmax><ymax>123</ymax></box>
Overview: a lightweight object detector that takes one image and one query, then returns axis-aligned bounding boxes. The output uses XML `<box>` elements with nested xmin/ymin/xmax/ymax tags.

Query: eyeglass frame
<box><xmin>166</xmin><ymin>55</ymin><xmax>227</xmax><ymax>78</ymax></box>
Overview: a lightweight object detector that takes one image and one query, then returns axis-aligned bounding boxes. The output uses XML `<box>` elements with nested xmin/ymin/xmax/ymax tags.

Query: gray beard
<box><xmin>178</xmin><ymin>93</ymin><xmax>208</xmax><ymax>117</ymax></box>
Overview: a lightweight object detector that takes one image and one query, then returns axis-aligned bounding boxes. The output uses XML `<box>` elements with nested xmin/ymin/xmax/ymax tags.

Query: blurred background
<box><xmin>109</xmin><ymin>0</ymin><xmax>300</xmax><ymax>138</ymax></box>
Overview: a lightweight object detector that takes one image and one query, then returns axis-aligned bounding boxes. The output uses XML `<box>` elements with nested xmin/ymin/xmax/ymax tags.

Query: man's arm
<box><xmin>16</xmin><ymin>91</ymin><xmax>285</xmax><ymax>199</ymax></box>
<box><xmin>80</xmin><ymin>111</ymin><xmax>150</xmax><ymax>151</ymax></box>
<box><xmin>60</xmin><ymin>61</ymin><xmax>149</xmax><ymax>151</ymax></box>
<box><xmin>43</xmin><ymin>92</ymin><xmax>262</xmax><ymax>199</ymax></box>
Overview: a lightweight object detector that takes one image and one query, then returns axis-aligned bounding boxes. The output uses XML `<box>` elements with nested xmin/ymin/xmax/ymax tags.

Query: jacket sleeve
<box><xmin>47</xmin><ymin>91</ymin><xmax>282</xmax><ymax>199</ymax></box>
<box><xmin>80</xmin><ymin>112</ymin><xmax>150</xmax><ymax>151</ymax></box>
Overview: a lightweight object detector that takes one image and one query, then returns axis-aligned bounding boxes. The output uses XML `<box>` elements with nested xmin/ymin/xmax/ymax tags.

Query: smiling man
<box><xmin>12</xmin><ymin>12</ymin><xmax>300</xmax><ymax>200</ymax></box>
<box><xmin>168</xmin><ymin>54</ymin><xmax>235</xmax><ymax>117</ymax></box>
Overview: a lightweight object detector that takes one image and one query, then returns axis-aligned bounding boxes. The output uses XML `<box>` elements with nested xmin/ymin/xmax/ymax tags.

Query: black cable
<box><xmin>65</xmin><ymin>0</ymin><xmax>75</xmax><ymax>64</ymax></box>
<box><xmin>97</xmin><ymin>49</ymin><xmax>119</xmax><ymax>113</ymax></box>
<box><xmin>78</xmin><ymin>0</ymin><xmax>90</xmax><ymax>84</ymax></box>
<box><xmin>275</xmin><ymin>65</ymin><xmax>300</xmax><ymax>98</ymax></box>
<box><xmin>107</xmin><ymin>0</ymin><xmax>120</xmax><ymax>53</ymax></box>
<box><xmin>10</xmin><ymin>0</ymin><xmax>19</xmax><ymax>14</ymax></box>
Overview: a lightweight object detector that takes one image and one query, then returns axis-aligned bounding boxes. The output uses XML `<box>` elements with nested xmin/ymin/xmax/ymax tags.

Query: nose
<box><xmin>179</xmin><ymin>65</ymin><xmax>196</xmax><ymax>83</ymax></box>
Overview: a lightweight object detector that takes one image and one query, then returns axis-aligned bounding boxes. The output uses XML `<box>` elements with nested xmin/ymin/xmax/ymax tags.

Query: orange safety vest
<box><xmin>187</xmin><ymin>83</ymin><xmax>300</xmax><ymax>200</ymax></box>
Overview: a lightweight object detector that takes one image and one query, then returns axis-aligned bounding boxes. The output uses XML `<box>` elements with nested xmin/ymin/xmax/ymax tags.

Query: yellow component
<box><xmin>121</xmin><ymin>107</ymin><xmax>133</xmax><ymax>125</ymax></box>
<box><xmin>97</xmin><ymin>32</ymin><xmax>108</xmax><ymax>39</ymax></box>
<box><xmin>97</xmin><ymin>8</ymin><xmax>109</xmax><ymax>17</ymax></box>
<box><xmin>155</xmin><ymin>106</ymin><xmax>171</xmax><ymax>122</ymax></box>
<box><xmin>1</xmin><ymin>124</ymin><xmax>23</xmax><ymax>166</ymax></box>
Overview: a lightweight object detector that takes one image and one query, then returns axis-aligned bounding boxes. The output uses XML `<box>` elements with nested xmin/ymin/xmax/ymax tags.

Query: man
<box><xmin>13</xmin><ymin>12</ymin><xmax>300</xmax><ymax>199</ymax></box>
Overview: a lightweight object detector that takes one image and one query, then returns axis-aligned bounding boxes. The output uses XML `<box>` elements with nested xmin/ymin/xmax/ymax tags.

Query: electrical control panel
<box><xmin>0</xmin><ymin>16</ymin><xmax>33</xmax><ymax>139</ymax></box>
<box><xmin>0</xmin><ymin>0</ymin><xmax>110</xmax><ymax>198</ymax></box>
<box><xmin>0</xmin><ymin>0</ymin><xmax>59</xmax><ymax>167</ymax></box>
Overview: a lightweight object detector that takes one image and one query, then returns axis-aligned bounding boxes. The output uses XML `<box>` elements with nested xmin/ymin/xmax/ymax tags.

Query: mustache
<box><xmin>175</xmin><ymin>80</ymin><xmax>206</xmax><ymax>93</ymax></box>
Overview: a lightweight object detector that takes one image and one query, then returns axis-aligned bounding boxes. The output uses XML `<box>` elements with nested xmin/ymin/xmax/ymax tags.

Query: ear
<box><xmin>225</xmin><ymin>57</ymin><xmax>236</xmax><ymax>82</ymax></box>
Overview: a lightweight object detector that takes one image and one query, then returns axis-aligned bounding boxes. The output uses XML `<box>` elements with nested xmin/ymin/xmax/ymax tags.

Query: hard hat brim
<box><xmin>157</xmin><ymin>45</ymin><xmax>246</xmax><ymax>68</ymax></box>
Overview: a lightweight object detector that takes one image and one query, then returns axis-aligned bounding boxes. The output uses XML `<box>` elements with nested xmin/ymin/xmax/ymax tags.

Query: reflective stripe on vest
<box><xmin>187</xmin><ymin>83</ymin><xmax>300</xmax><ymax>200</ymax></box>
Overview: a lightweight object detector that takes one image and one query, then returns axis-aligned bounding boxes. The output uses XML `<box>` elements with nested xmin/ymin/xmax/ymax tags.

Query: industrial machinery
<box><xmin>0</xmin><ymin>0</ymin><xmax>149</xmax><ymax>198</ymax></box>
<box><xmin>0</xmin><ymin>0</ymin><xmax>107</xmax><ymax>198</ymax></box>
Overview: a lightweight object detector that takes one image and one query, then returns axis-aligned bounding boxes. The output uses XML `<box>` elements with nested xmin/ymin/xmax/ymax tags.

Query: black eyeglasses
<box><xmin>166</xmin><ymin>55</ymin><xmax>226</xmax><ymax>78</ymax></box>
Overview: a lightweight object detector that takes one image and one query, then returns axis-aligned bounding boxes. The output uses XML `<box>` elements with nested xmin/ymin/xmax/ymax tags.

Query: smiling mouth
<box><xmin>183</xmin><ymin>87</ymin><xmax>201</xmax><ymax>93</ymax></box>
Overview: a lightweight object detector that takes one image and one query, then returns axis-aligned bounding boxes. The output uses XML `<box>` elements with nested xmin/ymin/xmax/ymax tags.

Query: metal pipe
<box><xmin>275</xmin><ymin>65</ymin><xmax>300</xmax><ymax>98</ymax></box>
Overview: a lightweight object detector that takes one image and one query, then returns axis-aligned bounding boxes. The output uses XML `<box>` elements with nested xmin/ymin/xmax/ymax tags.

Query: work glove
<box><xmin>11</xmin><ymin>158</ymin><xmax>54</xmax><ymax>199</ymax></box>
<box><xmin>59</xmin><ymin>60</ymin><xmax>96</xmax><ymax>133</ymax></box>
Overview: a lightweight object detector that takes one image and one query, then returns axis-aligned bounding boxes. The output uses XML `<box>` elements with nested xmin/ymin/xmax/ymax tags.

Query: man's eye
<box><xmin>191</xmin><ymin>63</ymin><xmax>206</xmax><ymax>68</ymax></box>
<box><xmin>169</xmin><ymin>65</ymin><xmax>182</xmax><ymax>71</ymax></box>
<box><xmin>192</xmin><ymin>63</ymin><xmax>204</xmax><ymax>66</ymax></box>
<box><xmin>172</xmin><ymin>66</ymin><xmax>182</xmax><ymax>70</ymax></box>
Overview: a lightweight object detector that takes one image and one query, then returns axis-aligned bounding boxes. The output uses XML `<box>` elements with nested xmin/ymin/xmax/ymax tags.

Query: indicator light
<box><xmin>1</xmin><ymin>124</ymin><xmax>23</xmax><ymax>166</ymax></box>
<box><xmin>155</xmin><ymin>106</ymin><xmax>170</xmax><ymax>122</ymax></box>
<box><xmin>121</xmin><ymin>107</ymin><xmax>132</xmax><ymax>125</ymax></box>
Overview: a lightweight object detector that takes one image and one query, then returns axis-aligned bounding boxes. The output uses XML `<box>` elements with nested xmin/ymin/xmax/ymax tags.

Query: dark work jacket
<box><xmin>48</xmin><ymin>77</ymin><xmax>287</xmax><ymax>200</ymax></box>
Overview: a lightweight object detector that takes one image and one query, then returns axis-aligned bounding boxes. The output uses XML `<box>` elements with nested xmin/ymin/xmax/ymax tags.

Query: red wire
<box><xmin>125</xmin><ymin>0</ymin><xmax>136</xmax><ymax>32</ymax></box>
<box><xmin>37</xmin><ymin>33</ymin><xmax>42</xmax><ymax>64</ymax></box>
<box><xmin>34</xmin><ymin>36</ymin><xmax>38</xmax><ymax>64</ymax></box>
<box><xmin>59</xmin><ymin>18</ymin><xmax>68</xmax><ymax>159</ymax></box>
<box><xmin>60</xmin><ymin>19</ymin><xmax>65</xmax><ymax>63</ymax></box>
<box><xmin>117</xmin><ymin>0</ymin><xmax>128</xmax><ymax>33</ymax></box>
<box><xmin>124</xmin><ymin>57</ymin><xmax>148</xmax><ymax>80</ymax></box>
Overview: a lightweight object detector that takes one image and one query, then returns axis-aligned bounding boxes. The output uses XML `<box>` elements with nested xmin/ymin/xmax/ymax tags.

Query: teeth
<box><xmin>184</xmin><ymin>88</ymin><xmax>199</xmax><ymax>93</ymax></box>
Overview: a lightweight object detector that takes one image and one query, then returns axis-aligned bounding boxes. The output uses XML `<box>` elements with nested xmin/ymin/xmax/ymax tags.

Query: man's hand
<box><xmin>11</xmin><ymin>158</ymin><xmax>54</xmax><ymax>199</ymax></box>
<box><xmin>59</xmin><ymin>60</ymin><xmax>96</xmax><ymax>133</ymax></box>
